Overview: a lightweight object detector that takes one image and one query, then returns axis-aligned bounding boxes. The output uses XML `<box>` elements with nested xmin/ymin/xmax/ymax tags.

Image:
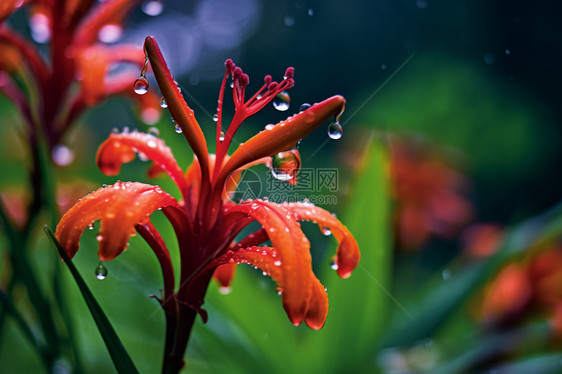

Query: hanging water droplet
<box><xmin>327</xmin><ymin>121</ymin><xmax>343</xmax><ymax>139</ymax></box>
<box><xmin>141</xmin><ymin>0</ymin><xmax>164</xmax><ymax>16</ymax></box>
<box><xmin>230</xmin><ymin>81</ymin><xmax>234</xmax><ymax>88</ymax></box>
<box><xmin>218</xmin><ymin>286</ymin><xmax>232</xmax><ymax>295</ymax></box>
<box><xmin>270</xmin><ymin>149</ymin><xmax>301</xmax><ymax>181</ymax></box>
<box><xmin>212</xmin><ymin>114</ymin><xmax>218</xmax><ymax>122</ymax></box>
<box><xmin>272</xmin><ymin>91</ymin><xmax>290</xmax><ymax>111</ymax></box>
<box><xmin>219</xmin><ymin>131</ymin><xmax>225</xmax><ymax>142</ymax></box>
<box><xmin>159</xmin><ymin>97</ymin><xmax>168</xmax><ymax>108</ymax></box>
<box><xmin>148</xmin><ymin>127</ymin><xmax>160</xmax><ymax>136</ymax></box>
<box><xmin>133</xmin><ymin>76</ymin><xmax>149</xmax><ymax>95</ymax></box>
<box><xmin>320</xmin><ymin>226</ymin><xmax>332</xmax><ymax>236</ymax></box>
<box><xmin>330</xmin><ymin>258</ymin><xmax>339</xmax><ymax>271</ymax></box>
<box><xmin>95</xmin><ymin>262</ymin><xmax>108</xmax><ymax>280</ymax></box>
<box><xmin>88</xmin><ymin>223</ymin><xmax>95</xmax><ymax>230</ymax></box>
<box><xmin>299</xmin><ymin>103</ymin><xmax>311</xmax><ymax>112</ymax></box>
<box><xmin>174</xmin><ymin>124</ymin><xmax>182</xmax><ymax>133</ymax></box>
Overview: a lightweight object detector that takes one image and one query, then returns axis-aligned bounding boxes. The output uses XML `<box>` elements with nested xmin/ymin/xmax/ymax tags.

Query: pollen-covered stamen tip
<box><xmin>264</xmin><ymin>75</ymin><xmax>272</xmax><ymax>85</ymax></box>
<box><xmin>284</xmin><ymin>67</ymin><xmax>294</xmax><ymax>79</ymax></box>
<box><xmin>225</xmin><ymin>59</ymin><xmax>235</xmax><ymax>74</ymax></box>
<box><xmin>240</xmin><ymin>74</ymin><xmax>249</xmax><ymax>86</ymax></box>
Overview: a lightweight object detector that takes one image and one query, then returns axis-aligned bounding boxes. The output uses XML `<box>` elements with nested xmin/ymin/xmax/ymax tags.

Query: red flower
<box><xmin>0</xmin><ymin>0</ymin><xmax>161</xmax><ymax>150</ymax></box>
<box><xmin>55</xmin><ymin>36</ymin><xmax>359</xmax><ymax>371</ymax></box>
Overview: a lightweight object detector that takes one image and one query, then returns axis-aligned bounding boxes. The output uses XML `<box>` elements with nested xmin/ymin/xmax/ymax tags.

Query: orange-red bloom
<box><xmin>55</xmin><ymin>36</ymin><xmax>359</xmax><ymax>371</ymax></box>
<box><xmin>388</xmin><ymin>137</ymin><xmax>474</xmax><ymax>250</ymax></box>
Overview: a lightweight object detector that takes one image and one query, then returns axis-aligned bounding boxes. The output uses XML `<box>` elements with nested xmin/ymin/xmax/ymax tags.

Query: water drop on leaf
<box><xmin>95</xmin><ymin>262</ymin><xmax>108</xmax><ymax>280</ymax></box>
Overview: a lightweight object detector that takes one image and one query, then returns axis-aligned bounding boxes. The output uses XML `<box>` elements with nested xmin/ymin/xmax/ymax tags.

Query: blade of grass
<box><xmin>44</xmin><ymin>226</ymin><xmax>139</xmax><ymax>374</ymax></box>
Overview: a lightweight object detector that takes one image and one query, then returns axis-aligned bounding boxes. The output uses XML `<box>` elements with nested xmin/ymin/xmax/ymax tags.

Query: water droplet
<box><xmin>98</xmin><ymin>24</ymin><xmax>123</xmax><ymax>43</ymax></box>
<box><xmin>160</xmin><ymin>97</ymin><xmax>168</xmax><ymax>108</ymax></box>
<box><xmin>230</xmin><ymin>80</ymin><xmax>234</xmax><ymax>88</ymax></box>
<box><xmin>299</xmin><ymin>103</ymin><xmax>311</xmax><ymax>112</ymax></box>
<box><xmin>88</xmin><ymin>223</ymin><xmax>95</xmax><ymax>230</ymax></box>
<box><xmin>219</xmin><ymin>131</ymin><xmax>225</xmax><ymax>142</ymax></box>
<box><xmin>327</xmin><ymin>121</ymin><xmax>343</xmax><ymax>139</ymax></box>
<box><xmin>95</xmin><ymin>262</ymin><xmax>108</xmax><ymax>280</ymax></box>
<box><xmin>148</xmin><ymin>127</ymin><xmax>160</xmax><ymax>136</ymax></box>
<box><xmin>212</xmin><ymin>114</ymin><xmax>218</xmax><ymax>122</ymax></box>
<box><xmin>147</xmin><ymin>139</ymin><xmax>157</xmax><ymax>148</ymax></box>
<box><xmin>270</xmin><ymin>149</ymin><xmax>300</xmax><ymax>181</ymax></box>
<box><xmin>274</xmin><ymin>260</ymin><xmax>282</xmax><ymax>266</ymax></box>
<box><xmin>330</xmin><ymin>259</ymin><xmax>339</xmax><ymax>271</ymax></box>
<box><xmin>273</xmin><ymin>91</ymin><xmax>290</xmax><ymax>111</ymax></box>
<box><xmin>52</xmin><ymin>145</ymin><xmax>75</xmax><ymax>166</ymax></box>
<box><xmin>96</xmin><ymin>234</ymin><xmax>103</xmax><ymax>242</ymax></box>
<box><xmin>308</xmin><ymin>8</ymin><xmax>314</xmax><ymax>16</ymax></box>
<box><xmin>133</xmin><ymin>76</ymin><xmax>149</xmax><ymax>95</ymax></box>
<box><xmin>175</xmin><ymin>124</ymin><xmax>182</xmax><ymax>133</ymax></box>
<box><xmin>320</xmin><ymin>226</ymin><xmax>332</xmax><ymax>236</ymax></box>
<box><xmin>265</xmin><ymin>124</ymin><xmax>275</xmax><ymax>130</ymax></box>
<box><xmin>141</xmin><ymin>0</ymin><xmax>164</xmax><ymax>16</ymax></box>
<box><xmin>218</xmin><ymin>286</ymin><xmax>232</xmax><ymax>295</ymax></box>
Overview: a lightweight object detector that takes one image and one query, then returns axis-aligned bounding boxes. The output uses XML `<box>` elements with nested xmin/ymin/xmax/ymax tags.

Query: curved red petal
<box><xmin>55</xmin><ymin>181</ymin><xmax>181</xmax><ymax>261</ymax></box>
<box><xmin>96</xmin><ymin>131</ymin><xmax>189</xmax><ymax>196</ymax></box>
<box><xmin>305</xmin><ymin>276</ymin><xmax>329</xmax><ymax>330</ymax></box>
<box><xmin>212</xmin><ymin>263</ymin><xmax>237</xmax><ymax>289</ymax></box>
<box><xmin>144</xmin><ymin>36</ymin><xmax>210</xmax><ymax>183</ymax></box>
<box><xmin>285</xmin><ymin>202</ymin><xmax>360</xmax><ymax>279</ymax></box>
<box><xmin>219</xmin><ymin>96</ymin><xmax>345</xmax><ymax>184</ymax></box>
<box><xmin>225</xmin><ymin>200</ymin><xmax>314</xmax><ymax>326</ymax></box>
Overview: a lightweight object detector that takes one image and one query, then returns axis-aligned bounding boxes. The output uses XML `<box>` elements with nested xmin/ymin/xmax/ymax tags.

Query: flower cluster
<box><xmin>55</xmin><ymin>36</ymin><xmax>359</xmax><ymax>372</ymax></box>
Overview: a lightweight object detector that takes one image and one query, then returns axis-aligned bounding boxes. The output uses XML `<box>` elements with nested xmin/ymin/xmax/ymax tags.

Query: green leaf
<box><xmin>295</xmin><ymin>137</ymin><xmax>392</xmax><ymax>373</ymax></box>
<box><xmin>44</xmin><ymin>226</ymin><xmax>139</xmax><ymax>374</ymax></box>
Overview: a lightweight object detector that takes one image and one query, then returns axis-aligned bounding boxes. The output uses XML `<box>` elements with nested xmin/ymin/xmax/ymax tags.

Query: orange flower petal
<box><xmin>218</xmin><ymin>95</ymin><xmax>345</xmax><ymax>184</ymax></box>
<box><xmin>286</xmin><ymin>202</ymin><xmax>360</xmax><ymax>279</ymax></box>
<box><xmin>225</xmin><ymin>200</ymin><xmax>315</xmax><ymax>326</ymax></box>
<box><xmin>96</xmin><ymin>131</ymin><xmax>189</xmax><ymax>196</ymax></box>
<box><xmin>144</xmin><ymin>36</ymin><xmax>210</xmax><ymax>182</ymax></box>
<box><xmin>55</xmin><ymin>181</ymin><xmax>182</xmax><ymax>261</ymax></box>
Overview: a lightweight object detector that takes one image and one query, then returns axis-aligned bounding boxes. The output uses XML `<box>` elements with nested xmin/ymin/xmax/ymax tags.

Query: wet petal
<box><xmin>144</xmin><ymin>36</ymin><xmax>210</xmax><ymax>182</ymax></box>
<box><xmin>55</xmin><ymin>181</ymin><xmax>182</xmax><ymax>261</ymax></box>
<box><xmin>285</xmin><ymin>202</ymin><xmax>360</xmax><ymax>279</ymax></box>
<box><xmin>96</xmin><ymin>131</ymin><xmax>189</xmax><ymax>196</ymax></box>
<box><xmin>219</xmin><ymin>96</ymin><xmax>345</xmax><ymax>183</ymax></box>
<box><xmin>224</xmin><ymin>200</ymin><xmax>314</xmax><ymax>326</ymax></box>
<box><xmin>213</xmin><ymin>263</ymin><xmax>237</xmax><ymax>289</ymax></box>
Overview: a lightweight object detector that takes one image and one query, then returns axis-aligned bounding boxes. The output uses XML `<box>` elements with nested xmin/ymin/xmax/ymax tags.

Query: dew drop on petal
<box><xmin>273</xmin><ymin>91</ymin><xmax>290</xmax><ymax>111</ymax></box>
<box><xmin>95</xmin><ymin>262</ymin><xmax>108</xmax><ymax>280</ymax></box>
<box><xmin>160</xmin><ymin>97</ymin><xmax>168</xmax><ymax>108</ymax></box>
<box><xmin>141</xmin><ymin>0</ymin><xmax>164</xmax><ymax>16</ymax></box>
<box><xmin>299</xmin><ymin>103</ymin><xmax>311</xmax><ymax>112</ymax></box>
<box><xmin>270</xmin><ymin>149</ymin><xmax>300</xmax><ymax>181</ymax></box>
<box><xmin>133</xmin><ymin>76</ymin><xmax>149</xmax><ymax>95</ymax></box>
<box><xmin>175</xmin><ymin>124</ymin><xmax>182</xmax><ymax>133</ymax></box>
<box><xmin>147</xmin><ymin>139</ymin><xmax>157</xmax><ymax>148</ymax></box>
<box><xmin>265</xmin><ymin>124</ymin><xmax>275</xmax><ymax>130</ymax></box>
<box><xmin>219</xmin><ymin>131</ymin><xmax>225</xmax><ymax>142</ymax></box>
<box><xmin>274</xmin><ymin>260</ymin><xmax>282</xmax><ymax>266</ymax></box>
<box><xmin>320</xmin><ymin>226</ymin><xmax>332</xmax><ymax>236</ymax></box>
<box><xmin>327</xmin><ymin>121</ymin><xmax>343</xmax><ymax>140</ymax></box>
